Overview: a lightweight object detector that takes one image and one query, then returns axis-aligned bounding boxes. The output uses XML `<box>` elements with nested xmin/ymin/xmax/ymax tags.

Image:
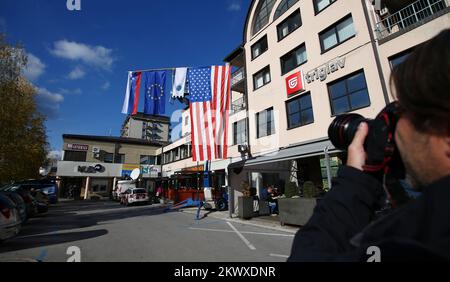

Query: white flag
<box><xmin>122</xmin><ymin>71</ymin><xmax>132</xmax><ymax>114</ymax></box>
<box><xmin>172</xmin><ymin>68</ymin><xmax>187</xmax><ymax>98</ymax></box>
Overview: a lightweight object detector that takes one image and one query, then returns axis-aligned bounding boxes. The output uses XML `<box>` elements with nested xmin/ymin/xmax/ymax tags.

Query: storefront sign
<box><xmin>67</xmin><ymin>143</ymin><xmax>89</xmax><ymax>151</ymax></box>
<box><xmin>122</xmin><ymin>164</ymin><xmax>140</xmax><ymax>178</ymax></box>
<box><xmin>77</xmin><ymin>164</ymin><xmax>105</xmax><ymax>173</ymax></box>
<box><xmin>141</xmin><ymin>165</ymin><xmax>160</xmax><ymax>178</ymax></box>
<box><xmin>305</xmin><ymin>57</ymin><xmax>346</xmax><ymax>84</ymax></box>
<box><xmin>182</xmin><ymin>165</ymin><xmax>204</xmax><ymax>172</ymax></box>
<box><xmin>285</xmin><ymin>70</ymin><xmax>305</xmax><ymax>96</ymax></box>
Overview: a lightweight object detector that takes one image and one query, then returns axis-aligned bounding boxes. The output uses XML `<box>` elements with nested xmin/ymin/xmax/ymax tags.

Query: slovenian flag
<box><xmin>121</xmin><ymin>71</ymin><xmax>142</xmax><ymax>115</ymax></box>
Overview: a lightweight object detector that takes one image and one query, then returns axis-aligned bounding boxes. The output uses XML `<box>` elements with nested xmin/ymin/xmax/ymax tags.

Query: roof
<box><xmin>224</xmin><ymin>45</ymin><xmax>244</xmax><ymax>63</ymax></box>
<box><xmin>123</xmin><ymin>113</ymin><xmax>170</xmax><ymax>125</ymax></box>
<box><xmin>63</xmin><ymin>134</ymin><xmax>169</xmax><ymax>147</ymax></box>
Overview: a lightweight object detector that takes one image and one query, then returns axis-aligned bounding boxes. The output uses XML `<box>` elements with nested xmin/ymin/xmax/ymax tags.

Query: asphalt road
<box><xmin>0</xmin><ymin>201</ymin><xmax>294</xmax><ymax>262</ymax></box>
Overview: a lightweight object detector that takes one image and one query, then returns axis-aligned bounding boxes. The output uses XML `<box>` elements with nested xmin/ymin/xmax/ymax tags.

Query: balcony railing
<box><xmin>375</xmin><ymin>0</ymin><xmax>448</xmax><ymax>40</ymax></box>
<box><xmin>231</xmin><ymin>67</ymin><xmax>245</xmax><ymax>86</ymax></box>
<box><xmin>230</xmin><ymin>97</ymin><xmax>246</xmax><ymax>114</ymax></box>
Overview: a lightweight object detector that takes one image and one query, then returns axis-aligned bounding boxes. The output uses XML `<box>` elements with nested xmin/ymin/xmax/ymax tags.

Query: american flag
<box><xmin>188</xmin><ymin>65</ymin><xmax>231</xmax><ymax>161</ymax></box>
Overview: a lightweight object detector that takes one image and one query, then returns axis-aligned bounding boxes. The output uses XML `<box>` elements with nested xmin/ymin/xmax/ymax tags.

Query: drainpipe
<box><xmin>324</xmin><ymin>147</ymin><xmax>332</xmax><ymax>190</ymax></box>
<box><xmin>362</xmin><ymin>0</ymin><xmax>391</xmax><ymax>105</ymax></box>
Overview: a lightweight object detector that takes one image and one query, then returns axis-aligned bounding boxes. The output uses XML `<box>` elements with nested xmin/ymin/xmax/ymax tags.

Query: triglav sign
<box><xmin>305</xmin><ymin>57</ymin><xmax>346</xmax><ymax>83</ymax></box>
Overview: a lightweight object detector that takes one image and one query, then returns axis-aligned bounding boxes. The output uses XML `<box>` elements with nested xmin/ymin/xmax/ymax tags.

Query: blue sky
<box><xmin>0</xmin><ymin>0</ymin><xmax>251</xmax><ymax>158</ymax></box>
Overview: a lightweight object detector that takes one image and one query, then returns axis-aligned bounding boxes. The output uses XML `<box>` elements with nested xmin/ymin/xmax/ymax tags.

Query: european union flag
<box><xmin>144</xmin><ymin>71</ymin><xmax>166</xmax><ymax>115</ymax></box>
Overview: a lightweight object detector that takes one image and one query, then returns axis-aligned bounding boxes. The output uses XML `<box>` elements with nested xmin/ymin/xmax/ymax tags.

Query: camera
<box><xmin>328</xmin><ymin>102</ymin><xmax>402</xmax><ymax>174</ymax></box>
<box><xmin>328</xmin><ymin>102</ymin><xmax>409</xmax><ymax>208</ymax></box>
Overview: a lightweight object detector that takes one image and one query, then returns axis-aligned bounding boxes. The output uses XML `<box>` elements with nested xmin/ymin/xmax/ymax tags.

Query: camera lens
<box><xmin>328</xmin><ymin>114</ymin><xmax>367</xmax><ymax>150</ymax></box>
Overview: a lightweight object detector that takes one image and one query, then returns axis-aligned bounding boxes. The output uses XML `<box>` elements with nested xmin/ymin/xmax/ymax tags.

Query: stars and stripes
<box><xmin>188</xmin><ymin>65</ymin><xmax>231</xmax><ymax>161</ymax></box>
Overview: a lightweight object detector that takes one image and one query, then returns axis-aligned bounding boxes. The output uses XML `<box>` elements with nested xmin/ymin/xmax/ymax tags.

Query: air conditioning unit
<box><xmin>94</xmin><ymin>153</ymin><xmax>100</xmax><ymax>159</ymax></box>
<box><xmin>92</xmin><ymin>146</ymin><xmax>100</xmax><ymax>153</ymax></box>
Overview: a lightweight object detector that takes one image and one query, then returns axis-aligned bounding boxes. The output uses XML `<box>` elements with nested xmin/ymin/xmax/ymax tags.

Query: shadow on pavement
<box><xmin>0</xmin><ymin>201</ymin><xmax>167</xmax><ymax>253</ymax></box>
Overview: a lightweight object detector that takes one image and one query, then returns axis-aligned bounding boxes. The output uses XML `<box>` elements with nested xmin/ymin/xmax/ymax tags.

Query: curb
<box><xmin>178</xmin><ymin>208</ymin><xmax>299</xmax><ymax>234</ymax></box>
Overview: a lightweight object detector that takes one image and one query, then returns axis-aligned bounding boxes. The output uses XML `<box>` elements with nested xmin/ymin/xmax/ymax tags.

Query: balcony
<box><xmin>231</xmin><ymin>67</ymin><xmax>246</xmax><ymax>93</ymax></box>
<box><xmin>230</xmin><ymin>97</ymin><xmax>246</xmax><ymax>115</ymax></box>
<box><xmin>374</xmin><ymin>0</ymin><xmax>449</xmax><ymax>40</ymax></box>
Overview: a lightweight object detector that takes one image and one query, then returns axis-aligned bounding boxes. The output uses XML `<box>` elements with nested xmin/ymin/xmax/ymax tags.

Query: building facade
<box><xmin>121</xmin><ymin>112</ymin><xmax>171</xmax><ymax>142</ymax></box>
<box><xmin>57</xmin><ymin>135</ymin><xmax>166</xmax><ymax>199</ymax></box>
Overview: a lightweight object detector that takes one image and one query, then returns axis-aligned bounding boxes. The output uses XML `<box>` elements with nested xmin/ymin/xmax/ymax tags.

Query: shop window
<box><xmin>389</xmin><ymin>48</ymin><xmax>414</xmax><ymax>70</ymax></box>
<box><xmin>63</xmin><ymin>150</ymin><xmax>87</xmax><ymax>162</ymax></box>
<box><xmin>251</xmin><ymin>35</ymin><xmax>268</xmax><ymax>60</ymax></box>
<box><xmin>286</xmin><ymin>93</ymin><xmax>314</xmax><ymax>129</ymax></box>
<box><xmin>253</xmin><ymin>66</ymin><xmax>271</xmax><ymax>90</ymax></box>
<box><xmin>233</xmin><ymin>119</ymin><xmax>247</xmax><ymax>145</ymax></box>
<box><xmin>277</xmin><ymin>9</ymin><xmax>302</xmax><ymax>41</ymax></box>
<box><xmin>280</xmin><ymin>43</ymin><xmax>307</xmax><ymax>75</ymax></box>
<box><xmin>319</xmin><ymin>14</ymin><xmax>355</xmax><ymax>53</ymax></box>
<box><xmin>328</xmin><ymin>70</ymin><xmax>370</xmax><ymax>115</ymax></box>
<box><xmin>256</xmin><ymin>107</ymin><xmax>275</xmax><ymax>138</ymax></box>
<box><xmin>114</xmin><ymin>154</ymin><xmax>125</xmax><ymax>164</ymax></box>
<box><xmin>314</xmin><ymin>0</ymin><xmax>337</xmax><ymax>14</ymax></box>
<box><xmin>320</xmin><ymin>156</ymin><xmax>342</xmax><ymax>190</ymax></box>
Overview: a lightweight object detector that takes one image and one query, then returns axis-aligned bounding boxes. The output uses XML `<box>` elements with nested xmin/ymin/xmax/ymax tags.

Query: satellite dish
<box><xmin>39</xmin><ymin>167</ymin><xmax>49</xmax><ymax>176</ymax></box>
<box><xmin>130</xmin><ymin>168</ymin><xmax>141</xmax><ymax>181</ymax></box>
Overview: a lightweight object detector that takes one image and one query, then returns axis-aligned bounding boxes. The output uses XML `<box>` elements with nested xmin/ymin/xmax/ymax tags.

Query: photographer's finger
<box><xmin>347</xmin><ymin>122</ymin><xmax>369</xmax><ymax>171</ymax></box>
<box><xmin>350</xmin><ymin>122</ymin><xmax>369</xmax><ymax>149</ymax></box>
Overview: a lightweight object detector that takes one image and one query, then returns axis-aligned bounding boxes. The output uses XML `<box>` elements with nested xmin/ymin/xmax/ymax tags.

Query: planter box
<box><xmin>278</xmin><ymin>198</ymin><xmax>317</xmax><ymax>226</ymax></box>
<box><xmin>238</xmin><ymin>196</ymin><xmax>254</xmax><ymax>219</ymax></box>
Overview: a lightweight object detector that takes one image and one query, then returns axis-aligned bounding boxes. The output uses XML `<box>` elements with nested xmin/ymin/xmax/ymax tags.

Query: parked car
<box><xmin>0</xmin><ymin>193</ymin><xmax>21</xmax><ymax>243</ymax></box>
<box><xmin>1</xmin><ymin>192</ymin><xmax>27</xmax><ymax>223</ymax></box>
<box><xmin>121</xmin><ymin>188</ymin><xmax>149</xmax><ymax>206</ymax></box>
<box><xmin>17</xmin><ymin>182</ymin><xmax>58</xmax><ymax>204</ymax></box>
<box><xmin>0</xmin><ymin>184</ymin><xmax>38</xmax><ymax>219</ymax></box>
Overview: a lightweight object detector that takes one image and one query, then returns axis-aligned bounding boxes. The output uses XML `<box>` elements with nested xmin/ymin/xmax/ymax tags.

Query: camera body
<box><xmin>328</xmin><ymin>102</ymin><xmax>402</xmax><ymax>174</ymax></box>
<box><xmin>328</xmin><ymin>102</ymin><xmax>409</xmax><ymax>208</ymax></box>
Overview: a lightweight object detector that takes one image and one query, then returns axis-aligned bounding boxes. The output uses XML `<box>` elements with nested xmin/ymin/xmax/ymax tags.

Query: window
<box><xmin>320</xmin><ymin>156</ymin><xmax>341</xmax><ymax>190</ymax></box>
<box><xmin>274</xmin><ymin>0</ymin><xmax>299</xmax><ymax>20</ymax></box>
<box><xmin>286</xmin><ymin>93</ymin><xmax>314</xmax><ymax>129</ymax></box>
<box><xmin>252</xmin><ymin>0</ymin><xmax>276</xmax><ymax>36</ymax></box>
<box><xmin>277</xmin><ymin>9</ymin><xmax>302</xmax><ymax>41</ymax></box>
<box><xmin>314</xmin><ymin>0</ymin><xmax>337</xmax><ymax>14</ymax></box>
<box><xmin>104</xmin><ymin>153</ymin><xmax>114</xmax><ymax>163</ymax></box>
<box><xmin>319</xmin><ymin>15</ymin><xmax>355</xmax><ymax>53</ymax></box>
<box><xmin>114</xmin><ymin>154</ymin><xmax>125</xmax><ymax>164</ymax></box>
<box><xmin>140</xmin><ymin>155</ymin><xmax>156</xmax><ymax>165</ymax></box>
<box><xmin>256</xmin><ymin>108</ymin><xmax>275</xmax><ymax>138</ymax></box>
<box><xmin>328</xmin><ymin>70</ymin><xmax>370</xmax><ymax>115</ymax></box>
<box><xmin>233</xmin><ymin>119</ymin><xmax>247</xmax><ymax>145</ymax></box>
<box><xmin>253</xmin><ymin>66</ymin><xmax>271</xmax><ymax>90</ymax></box>
<box><xmin>251</xmin><ymin>35</ymin><xmax>268</xmax><ymax>60</ymax></box>
<box><xmin>389</xmin><ymin>49</ymin><xmax>413</xmax><ymax>70</ymax></box>
<box><xmin>280</xmin><ymin>43</ymin><xmax>307</xmax><ymax>75</ymax></box>
<box><xmin>63</xmin><ymin>150</ymin><xmax>87</xmax><ymax>162</ymax></box>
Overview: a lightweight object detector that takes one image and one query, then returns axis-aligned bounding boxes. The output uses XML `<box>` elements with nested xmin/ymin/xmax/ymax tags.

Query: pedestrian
<box><xmin>289</xmin><ymin>29</ymin><xmax>450</xmax><ymax>262</ymax></box>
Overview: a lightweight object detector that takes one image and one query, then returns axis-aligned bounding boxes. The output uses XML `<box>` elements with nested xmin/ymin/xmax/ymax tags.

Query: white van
<box><xmin>113</xmin><ymin>180</ymin><xmax>136</xmax><ymax>201</ymax></box>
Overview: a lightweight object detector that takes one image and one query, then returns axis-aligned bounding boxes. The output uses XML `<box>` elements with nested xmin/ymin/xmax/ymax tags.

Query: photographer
<box><xmin>288</xmin><ymin>29</ymin><xmax>450</xmax><ymax>262</ymax></box>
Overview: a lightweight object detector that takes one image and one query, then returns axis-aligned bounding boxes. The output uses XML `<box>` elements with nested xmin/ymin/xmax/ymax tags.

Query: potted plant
<box><xmin>278</xmin><ymin>181</ymin><xmax>317</xmax><ymax>226</ymax></box>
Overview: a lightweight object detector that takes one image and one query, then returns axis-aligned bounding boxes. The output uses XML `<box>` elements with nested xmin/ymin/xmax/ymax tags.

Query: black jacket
<box><xmin>288</xmin><ymin>166</ymin><xmax>450</xmax><ymax>262</ymax></box>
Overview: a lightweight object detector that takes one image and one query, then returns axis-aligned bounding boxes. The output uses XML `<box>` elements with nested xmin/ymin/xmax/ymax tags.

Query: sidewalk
<box><xmin>178</xmin><ymin>207</ymin><xmax>300</xmax><ymax>234</ymax></box>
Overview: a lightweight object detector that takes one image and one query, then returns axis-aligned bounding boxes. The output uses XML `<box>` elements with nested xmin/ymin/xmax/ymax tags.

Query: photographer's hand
<box><xmin>347</xmin><ymin>122</ymin><xmax>369</xmax><ymax>171</ymax></box>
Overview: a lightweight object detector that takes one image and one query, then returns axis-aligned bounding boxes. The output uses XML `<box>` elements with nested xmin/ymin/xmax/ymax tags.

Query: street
<box><xmin>0</xmin><ymin>201</ymin><xmax>294</xmax><ymax>262</ymax></box>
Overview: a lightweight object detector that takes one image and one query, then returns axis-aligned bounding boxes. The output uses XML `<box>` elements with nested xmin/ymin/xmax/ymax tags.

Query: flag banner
<box><xmin>172</xmin><ymin>67</ymin><xmax>187</xmax><ymax>98</ymax></box>
<box><xmin>122</xmin><ymin>71</ymin><xmax>142</xmax><ymax>115</ymax></box>
<box><xmin>144</xmin><ymin>71</ymin><xmax>167</xmax><ymax>115</ymax></box>
<box><xmin>188</xmin><ymin>65</ymin><xmax>231</xmax><ymax>161</ymax></box>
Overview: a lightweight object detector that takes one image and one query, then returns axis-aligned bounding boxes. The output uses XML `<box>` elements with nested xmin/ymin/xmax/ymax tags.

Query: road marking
<box><xmin>188</xmin><ymin>227</ymin><xmax>294</xmax><ymax>237</ymax></box>
<box><xmin>226</xmin><ymin>222</ymin><xmax>256</xmax><ymax>251</ymax></box>
<box><xmin>270</xmin><ymin>253</ymin><xmax>289</xmax><ymax>258</ymax></box>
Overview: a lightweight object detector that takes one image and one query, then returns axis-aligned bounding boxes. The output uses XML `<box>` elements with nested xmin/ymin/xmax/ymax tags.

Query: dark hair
<box><xmin>391</xmin><ymin>29</ymin><xmax>450</xmax><ymax>135</ymax></box>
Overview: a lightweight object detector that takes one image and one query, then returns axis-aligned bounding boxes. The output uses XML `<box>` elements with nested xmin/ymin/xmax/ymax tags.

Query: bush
<box><xmin>284</xmin><ymin>182</ymin><xmax>299</xmax><ymax>198</ymax></box>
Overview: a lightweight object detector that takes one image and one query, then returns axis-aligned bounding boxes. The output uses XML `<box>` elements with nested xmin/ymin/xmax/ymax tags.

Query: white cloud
<box><xmin>68</xmin><ymin>66</ymin><xmax>85</xmax><ymax>80</ymax></box>
<box><xmin>50</xmin><ymin>40</ymin><xmax>115</xmax><ymax>70</ymax></box>
<box><xmin>47</xmin><ymin>150</ymin><xmax>62</xmax><ymax>161</ymax></box>
<box><xmin>101</xmin><ymin>81</ymin><xmax>110</xmax><ymax>90</ymax></box>
<box><xmin>228</xmin><ymin>2</ymin><xmax>241</xmax><ymax>11</ymax></box>
<box><xmin>59</xmin><ymin>88</ymin><xmax>82</xmax><ymax>95</ymax></box>
<box><xmin>35</xmin><ymin>88</ymin><xmax>64</xmax><ymax>119</ymax></box>
<box><xmin>23</xmin><ymin>53</ymin><xmax>46</xmax><ymax>81</ymax></box>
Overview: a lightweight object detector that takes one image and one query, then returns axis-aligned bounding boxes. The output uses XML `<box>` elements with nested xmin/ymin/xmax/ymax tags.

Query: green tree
<box><xmin>0</xmin><ymin>33</ymin><xmax>48</xmax><ymax>184</ymax></box>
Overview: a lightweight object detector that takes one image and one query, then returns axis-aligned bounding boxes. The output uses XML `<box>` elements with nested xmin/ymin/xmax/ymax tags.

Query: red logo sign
<box><xmin>285</xmin><ymin>71</ymin><xmax>304</xmax><ymax>96</ymax></box>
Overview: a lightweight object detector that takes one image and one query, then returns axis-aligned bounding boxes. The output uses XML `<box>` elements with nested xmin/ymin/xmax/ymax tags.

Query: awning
<box><xmin>229</xmin><ymin>139</ymin><xmax>340</xmax><ymax>170</ymax></box>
